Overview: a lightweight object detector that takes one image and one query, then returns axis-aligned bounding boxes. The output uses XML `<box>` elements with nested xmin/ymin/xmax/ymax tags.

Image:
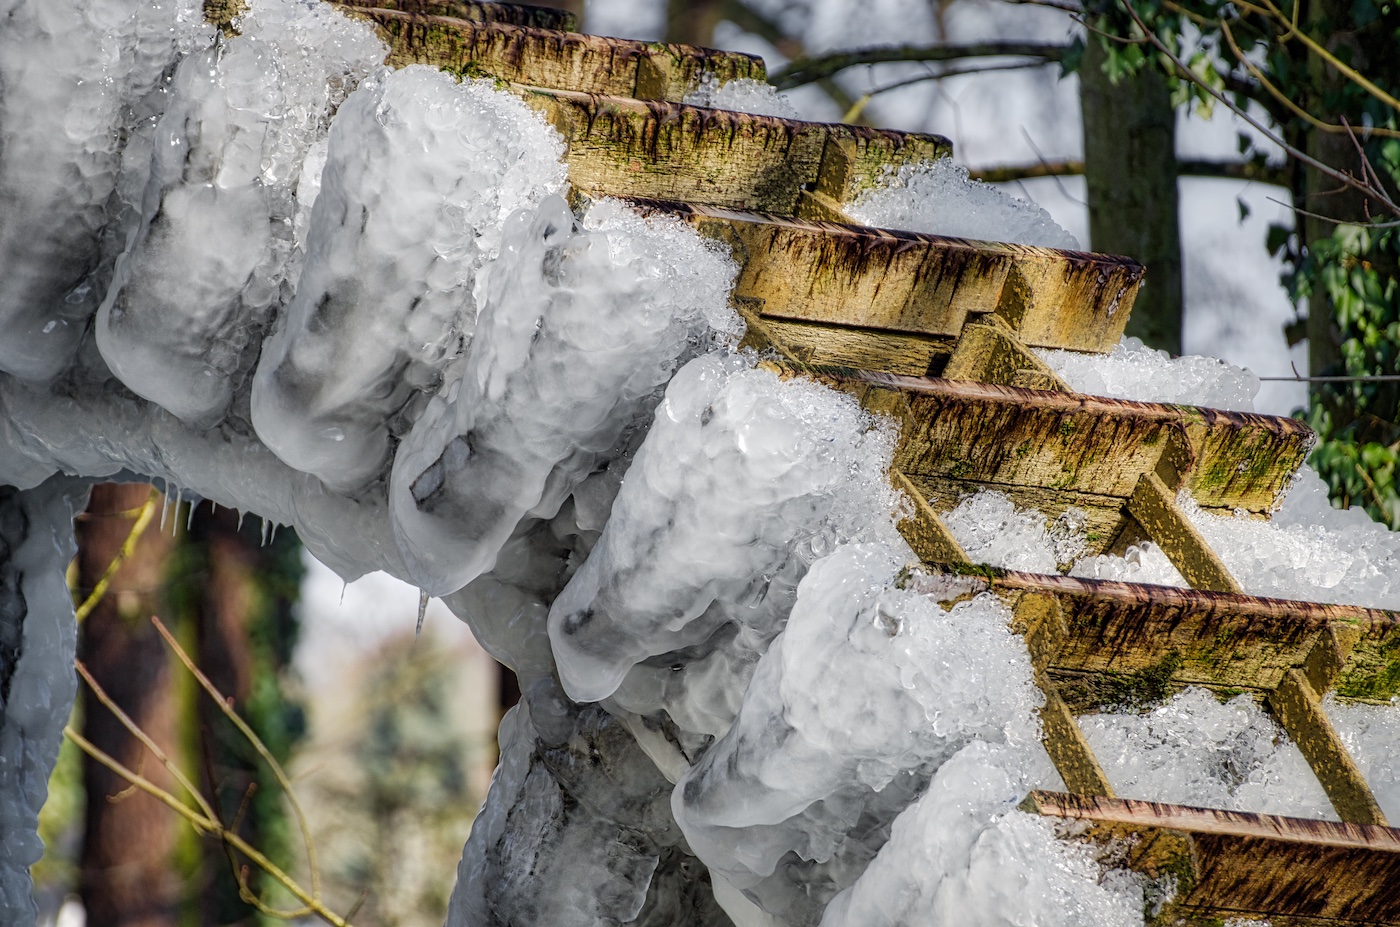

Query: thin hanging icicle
<box><xmin>416</xmin><ymin>589</ymin><xmax>429</xmax><ymax>638</ymax></box>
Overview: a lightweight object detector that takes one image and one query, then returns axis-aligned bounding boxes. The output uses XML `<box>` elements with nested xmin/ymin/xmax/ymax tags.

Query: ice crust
<box><xmin>673</xmin><ymin>544</ymin><xmax>1048</xmax><ymax>925</ymax></box>
<box><xmin>1037</xmin><ymin>337</ymin><xmax>1261</xmax><ymax>412</ymax></box>
<box><xmin>683</xmin><ymin>75</ymin><xmax>798</xmax><ymax>118</ymax></box>
<box><xmin>97</xmin><ymin>0</ymin><xmax>386</xmax><ymax>428</ymax></box>
<box><xmin>0</xmin><ymin>0</ymin><xmax>212</xmax><ymax>381</ymax></box>
<box><xmin>253</xmin><ymin>66</ymin><xmax>568</xmax><ymax>489</ymax></box>
<box><xmin>389</xmin><ymin>198</ymin><xmax>738</xmax><ymax>595</ymax></box>
<box><xmin>846</xmin><ymin>158</ymin><xmax>1081</xmax><ymax>249</ymax></box>
<box><xmin>819</xmin><ymin>743</ymin><xmax>1144</xmax><ymax>927</ymax></box>
<box><xmin>1079</xmin><ymin>688</ymin><xmax>1334</xmax><ymax>819</ymax></box>
<box><xmin>6</xmin><ymin>2</ymin><xmax>1400</xmax><ymax>925</ymax></box>
<box><xmin>0</xmin><ymin>481</ymin><xmax>87</xmax><ymax>921</ymax></box>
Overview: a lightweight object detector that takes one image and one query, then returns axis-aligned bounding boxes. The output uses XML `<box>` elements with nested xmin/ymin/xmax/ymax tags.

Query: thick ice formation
<box><xmin>252</xmin><ymin>66</ymin><xmax>568</xmax><ymax>489</ymax></box>
<box><xmin>0</xmin><ymin>480</ymin><xmax>87</xmax><ymax>921</ymax></box>
<box><xmin>846</xmin><ymin>158</ymin><xmax>1080</xmax><ymax>249</ymax></box>
<box><xmin>1079</xmin><ymin>688</ymin><xmax>1334</xmax><ymax>819</ymax></box>
<box><xmin>96</xmin><ymin>0</ymin><xmax>385</xmax><ymax>428</ymax></box>
<box><xmin>819</xmin><ymin>742</ymin><xmax>1144</xmax><ymax>927</ymax></box>
<box><xmin>684</xmin><ymin>75</ymin><xmax>798</xmax><ymax>118</ymax></box>
<box><xmin>389</xmin><ymin>199</ymin><xmax>738</xmax><ymax>595</ymax></box>
<box><xmin>0</xmin><ymin>0</ymin><xmax>211</xmax><ymax>381</ymax></box>
<box><xmin>1328</xmin><ymin>695</ymin><xmax>1400</xmax><ymax>822</ymax></box>
<box><xmin>549</xmin><ymin>355</ymin><xmax>900</xmax><ymax>708</ymax></box>
<box><xmin>1037</xmin><ymin>337</ymin><xmax>1261</xmax><ymax>412</ymax></box>
<box><xmin>674</xmin><ymin>544</ymin><xmax>1046</xmax><ymax>925</ymax></box>
<box><xmin>941</xmin><ymin>490</ymin><xmax>1086</xmax><ymax>573</ymax></box>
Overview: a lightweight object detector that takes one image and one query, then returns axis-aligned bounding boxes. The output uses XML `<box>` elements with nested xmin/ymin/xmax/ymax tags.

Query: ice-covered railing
<box><xmin>5</xmin><ymin>1</ymin><xmax>1400</xmax><ymax>926</ymax></box>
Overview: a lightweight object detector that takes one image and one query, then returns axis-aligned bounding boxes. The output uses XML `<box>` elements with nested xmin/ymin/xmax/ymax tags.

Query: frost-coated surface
<box><xmin>253</xmin><ymin>66</ymin><xmax>567</xmax><ymax>489</ymax></box>
<box><xmin>0</xmin><ymin>481</ymin><xmax>87</xmax><ymax>923</ymax></box>
<box><xmin>97</xmin><ymin>0</ymin><xmax>386</xmax><ymax>428</ymax></box>
<box><xmin>6</xmin><ymin>1</ymin><xmax>1400</xmax><ymax>925</ymax></box>
<box><xmin>846</xmin><ymin>158</ymin><xmax>1080</xmax><ymax>249</ymax></box>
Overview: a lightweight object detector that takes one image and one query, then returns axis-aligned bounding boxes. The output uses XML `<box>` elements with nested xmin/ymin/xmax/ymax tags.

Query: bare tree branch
<box><xmin>968</xmin><ymin>157</ymin><xmax>1289</xmax><ymax>187</ymax></box>
<box><xmin>771</xmin><ymin>42</ymin><xmax>1068</xmax><ymax>90</ymax></box>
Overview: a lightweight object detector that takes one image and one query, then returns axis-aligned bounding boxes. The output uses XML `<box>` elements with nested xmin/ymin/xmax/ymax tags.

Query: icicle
<box><xmin>159</xmin><ymin>486</ymin><xmax>172</xmax><ymax>532</ymax></box>
<box><xmin>186</xmin><ymin>498</ymin><xmax>196</xmax><ymax>532</ymax></box>
<box><xmin>236</xmin><ymin>509</ymin><xmax>245</xmax><ymax>532</ymax></box>
<box><xmin>340</xmin><ymin>582</ymin><xmax>348</xmax><ymax>606</ymax></box>
<box><xmin>416</xmin><ymin>589</ymin><xmax>429</xmax><ymax>638</ymax></box>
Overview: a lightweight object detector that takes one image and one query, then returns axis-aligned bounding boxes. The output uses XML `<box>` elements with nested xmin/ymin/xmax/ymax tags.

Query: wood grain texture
<box><xmin>903</xmin><ymin>567</ymin><xmax>1400</xmax><ymax>699</ymax></box>
<box><xmin>523</xmin><ymin>90</ymin><xmax>951</xmax><ymax>215</ymax></box>
<box><xmin>335</xmin><ymin>0</ymin><xmax>576</xmax><ymax>29</ymax></box>
<box><xmin>1027</xmin><ymin>791</ymin><xmax>1400</xmax><ymax>925</ymax></box>
<box><xmin>824</xmin><ymin>372</ymin><xmax>1315</xmax><ymax>513</ymax></box>
<box><xmin>346</xmin><ymin>7</ymin><xmax>764</xmax><ymax>99</ymax></box>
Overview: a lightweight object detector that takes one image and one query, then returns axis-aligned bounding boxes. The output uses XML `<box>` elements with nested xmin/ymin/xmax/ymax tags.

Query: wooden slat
<box><xmin>644</xmin><ymin>202</ymin><xmax>1142</xmax><ymax>355</ymax></box>
<box><xmin>942</xmin><ymin>315</ymin><xmax>1070</xmax><ymax>389</ymax></box>
<box><xmin>344</xmin><ymin>7</ymin><xmax>764</xmax><ymax>100</ymax></box>
<box><xmin>1127</xmin><ymin>470</ymin><xmax>1243</xmax><ymax>593</ymax></box>
<box><xmin>903</xmin><ymin>567</ymin><xmax>1400</xmax><ymax>699</ymax></box>
<box><xmin>335</xmin><ymin>0</ymin><xmax>576</xmax><ymax>30</ymax></box>
<box><xmin>520</xmin><ymin>89</ymin><xmax>951</xmax><ymax>216</ymax></box>
<box><xmin>829</xmin><ymin>372</ymin><xmax>1313</xmax><ymax>513</ymax></box>
<box><xmin>1026</xmin><ymin>791</ymin><xmax>1400</xmax><ymax>925</ymax></box>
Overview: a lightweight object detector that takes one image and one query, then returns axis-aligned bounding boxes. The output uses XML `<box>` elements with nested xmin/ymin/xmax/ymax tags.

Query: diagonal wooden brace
<box><xmin>1269</xmin><ymin>628</ymin><xmax>1387</xmax><ymax>826</ymax></box>
<box><xmin>942</xmin><ymin>315</ymin><xmax>1070</xmax><ymax>391</ymax></box>
<box><xmin>1126</xmin><ymin>430</ymin><xmax>1243</xmax><ymax>594</ymax></box>
<box><xmin>1014</xmin><ymin>592</ymin><xmax>1115</xmax><ymax>798</ymax></box>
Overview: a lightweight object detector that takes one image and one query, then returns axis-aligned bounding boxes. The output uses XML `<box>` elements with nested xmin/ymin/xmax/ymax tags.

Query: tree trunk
<box><xmin>1081</xmin><ymin>40</ymin><xmax>1184</xmax><ymax>354</ymax></box>
<box><xmin>665</xmin><ymin>0</ymin><xmax>723</xmax><ymax>46</ymax></box>
<box><xmin>76</xmin><ymin>484</ymin><xmax>182</xmax><ymax>927</ymax></box>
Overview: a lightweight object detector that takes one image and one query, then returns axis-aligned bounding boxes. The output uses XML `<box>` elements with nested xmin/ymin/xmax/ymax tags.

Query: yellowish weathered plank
<box><xmin>336</xmin><ymin>0</ymin><xmax>576</xmax><ymax>30</ymax></box>
<box><xmin>344</xmin><ymin>7</ymin><xmax>764</xmax><ymax>100</ymax></box>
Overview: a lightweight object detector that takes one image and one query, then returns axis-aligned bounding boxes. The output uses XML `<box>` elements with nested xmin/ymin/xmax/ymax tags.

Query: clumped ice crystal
<box><xmin>253</xmin><ymin>65</ymin><xmax>568</xmax><ymax>490</ymax></box>
<box><xmin>846</xmin><ymin>158</ymin><xmax>1081</xmax><ymax>249</ymax></box>
<box><xmin>1079</xmin><ymin>688</ymin><xmax>1334</xmax><ymax>820</ymax></box>
<box><xmin>1037</xmin><ymin>337</ymin><xmax>1261</xmax><ymax>412</ymax></box>
<box><xmin>389</xmin><ymin>198</ymin><xmax>738</xmax><ymax>595</ymax></box>
<box><xmin>684</xmin><ymin>75</ymin><xmax>798</xmax><ymax>118</ymax></box>
<box><xmin>97</xmin><ymin>0</ymin><xmax>386</xmax><ymax>428</ymax></box>
<box><xmin>0</xmin><ymin>0</ymin><xmax>211</xmax><ymax>381</ymax></box>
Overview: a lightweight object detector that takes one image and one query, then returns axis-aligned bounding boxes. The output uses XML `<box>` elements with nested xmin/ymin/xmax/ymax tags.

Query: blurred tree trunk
<box><xmin>171</xmin><ymin>503</ymin><xmax>304</xmax><ymax>927</ymax></box>
<box><xmin>666</xmin><ymin>0</ymin><xmax>722</xmax><ymax>46</ymax></box>
<box><xmin>1081</xmin><ymin>39</ymin><xmax>1184</xmax><ymax>354</ymax></box>
<box><xmin>76</xmin><ymin>484</ymin><xmax>182</xmax><ymax>927</ymax></box>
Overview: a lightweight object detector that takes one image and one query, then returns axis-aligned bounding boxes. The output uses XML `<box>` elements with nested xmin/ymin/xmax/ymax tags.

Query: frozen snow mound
<box><xmin>845</xmin><ymin>157</ymin><xmax>1080</xmax><ymax>249</ymax></box>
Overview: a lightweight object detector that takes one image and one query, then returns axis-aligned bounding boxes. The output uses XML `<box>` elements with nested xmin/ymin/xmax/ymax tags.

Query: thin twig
<box><xmin>74</xmin><ymin>487</ymin><xmax>161</xmax><ymax>623</ymax></box>
<box><xmin>152</xmin><ymin>615</ymin><xmax>322</xmax><ymax>901</ymax></box>
<box><xmin>64</xmin><ymin>726</ymin><xmax>352</xmax><ymax>927</ymax></box>
<box><xmin>1117</xmin><ymin>0</ymin><xmax>1400</xmax><ymax>218</ymax></box>
<box><xmin>75</xmin><ymin>660</ymin><xmax>219</xmax><ymax>822</ymax></box>
<box><xmin>771</xmin><ymin>41</ymin><xmax>1068</xmax><ymax>90</ymax></box>
<box><xmin>1255</xmin><ymin>0</ymin><xmax>1400</xmax><ymax>115</ymax></box>
<box><xmin>1218</xmin><ymin>20</ymin><xmax>1400</xmax><ymax>140</ymax></box>
<box><xmin>842</xmin><ymin>60</ymin><xmax>1052</xmax><ymax>122</ymax></box>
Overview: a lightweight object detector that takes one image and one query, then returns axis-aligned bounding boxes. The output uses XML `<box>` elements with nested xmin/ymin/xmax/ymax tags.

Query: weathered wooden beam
<box><xmin>341</xmin><ymin>7</ymin><xmax>764</xmax><ymax>100</ymax></box>
<box><xmin>901</xmin><ymin>567</ymin><xmax>1400</xmax><ymax>701</ymax></box>
<box><xmin>831</xmin><ymin>372</ymin><xmax>1313</xmax><ymax>514</ymax></box>
<box><xmin>519</xmin><ymin>89</ymin><xmax>951</xmax><ymax>216</ymax></box>
<box><xmin>942</xmin><ymin>315</ymin><xmax>1070</xmax><ymax>390</ymax></box>
<box><xmin>891</xmin><ymin>469</ymin><xmax>969</xmax><ymax>565</ymax></box>
<box><xmin>642</xmin><ymin>202</ymin><xmax>1142</xmax><ymax>357</ymax></box>
<box><xmin>1127</xmin><ymin>470</ymin><xmax>1242</xmax><ymax>593</ymax></box>
<box><xmin>335</xmin><ymin>0</ymin><xmax>576</xmax><ymax>30</ymax></box>
<box><xmin>1026</xmin><ymin>790</ymin><xmax>1400</xmax><ymax>925</ymax></box>
<box><xmin>1012</xmin><ymin>593</ymin><xmax>1116</xmax><ymax>797</ymax></box>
